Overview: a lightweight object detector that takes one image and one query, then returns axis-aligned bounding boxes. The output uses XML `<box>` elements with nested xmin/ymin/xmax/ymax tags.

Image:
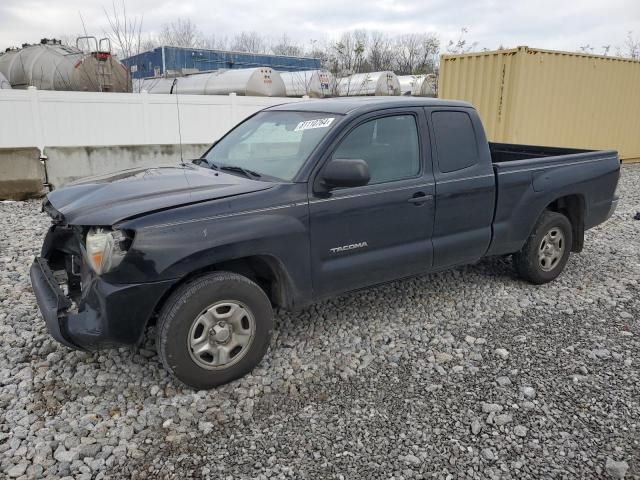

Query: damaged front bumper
<box><xmin>30</xmin><ymin>257</ymin><xmax>76</xmax><ymax>349</ymax></box>
<box><xmin>30</xmin><ymin>255</ymin><xmax>174</xmax><ymax>351</ymax></box>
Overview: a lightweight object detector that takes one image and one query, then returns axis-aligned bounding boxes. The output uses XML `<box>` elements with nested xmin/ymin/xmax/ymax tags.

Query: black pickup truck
<box><xmin>30</xmin><ymin>97</ymin><xmax>620</xmax><ymax>389</ymax></box>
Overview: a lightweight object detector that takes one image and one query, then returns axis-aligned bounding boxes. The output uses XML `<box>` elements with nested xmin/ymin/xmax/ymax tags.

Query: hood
<box><xmin>46</xmin><ymin>164</ymin><xmax>274</xmax><ymax>226</ymax></box>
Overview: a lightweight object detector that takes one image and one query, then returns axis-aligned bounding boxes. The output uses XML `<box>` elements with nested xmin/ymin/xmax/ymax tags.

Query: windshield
<box><xmin>204</xmin><ymin>111</ymin><xmax>339</xmax><ymax>181</ymax></box>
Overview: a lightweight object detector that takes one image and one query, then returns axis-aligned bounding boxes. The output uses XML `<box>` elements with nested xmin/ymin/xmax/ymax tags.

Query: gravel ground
<box><xmin>0</xmin><ymin>165</ymin><xmax>639</xmax><ymax>480</ymax></box>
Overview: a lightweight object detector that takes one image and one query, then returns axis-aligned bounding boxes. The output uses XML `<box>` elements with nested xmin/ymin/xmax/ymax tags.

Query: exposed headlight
<box><xmin>85</xmin><ymin>227</ymin><xmax>132</xmax><ymax>274</ymax></box>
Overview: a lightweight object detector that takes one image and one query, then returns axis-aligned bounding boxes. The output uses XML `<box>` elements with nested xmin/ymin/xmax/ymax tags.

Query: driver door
<box><xmin>308</xmin><ymin>109</ymin><xmax>435</xmax><ymax>298</ymax></box>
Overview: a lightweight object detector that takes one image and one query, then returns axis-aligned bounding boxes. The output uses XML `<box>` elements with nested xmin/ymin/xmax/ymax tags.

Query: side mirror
<box><xmin>322</xmin><ymin>159</ymin><xmax>370</xmax><ymax>189</ymax></box>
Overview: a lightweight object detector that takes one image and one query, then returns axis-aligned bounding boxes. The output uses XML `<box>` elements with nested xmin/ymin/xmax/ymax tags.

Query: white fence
<box><xmin>0</xmin><ymin>88</ymin><xmax>303</xmax><ymax>150</ymax></box>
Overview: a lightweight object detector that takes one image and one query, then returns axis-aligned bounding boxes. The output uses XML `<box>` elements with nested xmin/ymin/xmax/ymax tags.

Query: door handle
<box><xmin>408</xmin><ymin>192</ymin><xmax>432</xmax><ymax>204</ymax></box>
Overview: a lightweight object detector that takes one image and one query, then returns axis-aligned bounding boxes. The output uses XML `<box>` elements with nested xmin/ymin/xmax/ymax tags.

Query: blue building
<box><xmin>123</xmin><ymin>46</ymin><xmax>321</xmax><ymax>79</ymax></box>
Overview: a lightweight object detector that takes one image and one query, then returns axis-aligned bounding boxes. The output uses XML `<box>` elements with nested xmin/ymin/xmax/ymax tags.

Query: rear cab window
<box><xmin>431</xmin><ymin>111</ymin><xmax>479</xmax><ymax>173</ymax></box>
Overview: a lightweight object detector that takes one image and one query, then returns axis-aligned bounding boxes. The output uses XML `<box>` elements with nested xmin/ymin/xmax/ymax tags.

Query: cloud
<box><xmin>0</xmin><ymin>0</ymin><xmax>638</xmax><ymax>55</ymax></box>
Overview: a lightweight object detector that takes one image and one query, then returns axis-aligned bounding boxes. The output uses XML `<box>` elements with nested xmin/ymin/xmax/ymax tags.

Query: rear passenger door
<box><xmin>309</xmin><ymin>109</ymin><xmax>435</xmax><ymax>298</ymax></box>
<box><xmin>427</xmin><ymin>108</ymin><xmax>495</xmax><ymax>268</ymax></box>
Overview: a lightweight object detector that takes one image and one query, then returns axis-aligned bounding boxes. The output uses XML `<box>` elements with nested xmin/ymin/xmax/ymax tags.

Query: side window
<box><xmin>332</xmin><ymin>115</ymin><xmax>420</xmax><ymax>184</ymax></box>
<box><xmin>431</xmin><ymin>111</ymin><xmax>479</xmax><ymax>173</ymax></box>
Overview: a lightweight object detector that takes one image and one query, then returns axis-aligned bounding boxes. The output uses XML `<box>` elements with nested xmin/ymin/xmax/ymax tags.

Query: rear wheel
<box><xmin>513</xmin><ymin>211</ymin><xmax>572</xmax><ymax>284</ymax></box>
<box><xmin>156</xmin><ymin>271</ymin><xmax>273</xmax><ymax>390</ymax></box>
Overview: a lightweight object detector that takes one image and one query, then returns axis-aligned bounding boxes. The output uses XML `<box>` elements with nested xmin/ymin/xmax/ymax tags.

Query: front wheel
<box><xmin>513</xmin><ymin>211</ymin><xmax>573</xmax><ymax>284</ymax></box>
<box><xmin>156</xmin><ymin>271</ymin><xmax>273</xmax><ymax>390</ymax></box>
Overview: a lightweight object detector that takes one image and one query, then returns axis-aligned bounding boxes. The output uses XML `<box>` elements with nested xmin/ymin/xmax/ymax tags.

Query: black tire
<box><xmin>513</xmin><ymin>211</ymin><xmax>573</xmax><ymax>285</ymax></box>
<box><xmin>156</xmin><ymin>271</ymin><xmax>273</xmax><ymax>390</ymax></box>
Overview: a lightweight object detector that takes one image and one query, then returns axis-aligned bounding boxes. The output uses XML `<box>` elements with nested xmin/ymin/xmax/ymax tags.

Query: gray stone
<box><xmin>471</xmin><ymin>419</ymin><xmax>482</xmax><ymax>435</ymax></box>
<box><xmin>495</xmin><ymin>348</ymin><xmax>510</xmax><ymax>359</ymax></box>
<box><xmin>64</xmin><ymin>436</ymin><xmax>80</xmax><ymax>449</ymax></box>
<box><xmin>79</xmin><ymin>443</ymin><xmax>102</xmax><ymax>459</ymax></box>
<box><xmin>54</xmin><ymin>446</ymin><xmax>79</xmax><ymax>463</ymax></box>
<box><xmin>494</xmin><ymin>414</ymin><xmax>513</xmax><ymax>426</ymax></box>
<box><xmin>403</xmin><ymin>454</ymin><xmax>421</xmax><ymax>465</ymax></box>
<box><xmin>482</xmin><ymin>448</ymin><xmax>496</xmax><ymax>461</ymax></box>
<box><xmin>435</xmin><ymin>352</ymin><xmax>454</xmax><ymax>364</ymax></box>
<box><xmin>591</xmin><ymin>348</ymin><xmax>611</xmax><ymax>359</ymax></box>
<box><xmin>198</xmin><ymin>421</ymin><xmax>214</xmax><ymax>435</ymax></box>
<box><xmin>119</xmin><ymin>425</ymin><xmax>134</xmax><ymax>441</ymax></box>
<box><xmin>513</xmin><ymin>425</ymin><xmax>528</xmax><ymax>437</ymax></box>
<box><xmin>7</xmin><ymin>463</ymin><xmax>28</xmax><ymax>478</ymax></box>
<box><xmin>605</xmin><ymin>458</ymin><xmax>629</xmax><ymax>479</ymax></box>
<box><xmin>32</xmin><ymin>443</ymin><xmax>52</xmax><ymax>465</ymax></box>
<box><xmin>482</xmin><ymin>403</ymin><xmax>503</xmax><ymax>413</ymax></box>
<box><xmin>26</xmin><ymin>464</ymin><xmax>44</xmax><ymax>478</ymax></box>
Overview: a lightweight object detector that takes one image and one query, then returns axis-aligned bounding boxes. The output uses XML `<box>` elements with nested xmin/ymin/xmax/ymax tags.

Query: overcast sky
<box><xmin>1</xmin><ymin>0</ymin><xmax>639</xmax><ymax>55</ymax></box>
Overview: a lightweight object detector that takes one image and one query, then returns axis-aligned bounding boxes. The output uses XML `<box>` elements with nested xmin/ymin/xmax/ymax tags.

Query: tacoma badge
<box><xmin>329</xmin><ymin>242</ymin><xmax>368</xmax><ymax>253</ymax></box>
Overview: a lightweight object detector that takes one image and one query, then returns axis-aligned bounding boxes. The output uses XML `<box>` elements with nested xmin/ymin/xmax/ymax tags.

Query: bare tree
<box><xmin>446</xmin><ymin>28</ymin><xmax>478</xmax><ymax>54</ymax></box>
<box><xmin>158</xmin><ymin>18</ymin><xmax>204</xmax><ymax>48</ymax></box>
<box><xmin>579</xmin><ymin>44</ymin><xmax>595</xmax><ymax>54</ymax></box>
<box><xmin>140</xmin><ymin>34</ymin><xmax>159</xmax><ymax>52</ymax></box>
<box><xmin>394</xmin><ymin>33</ymin><xmax>422</xmax><ymax>74</ymax></box>
<box><xmin>230</xmin><ymin>32</ymin><xmax>267</xmax><ymax>53</ymax></box>
<box><xmin>621</xmin><ymin>31</ymin><xmax>640</xmax><ymax>59</ymax></box>
<box><xmin>306</xmin><ymin>38</ymin><xmax>330</xmax><ymax>65</ymax></box>
<box><xmin>329</xmin><ymin>30</ymin><xmax>367</xmax><ymax>76</ymax></box>
<box><xmin>367</xmin><ymin>31</ymin><xmax>395</xmax><ymax>71</ymax></box>
<box><xmin>201</xmin><ymin>34</ymin><xmax>229</xmax><ymax>51</ymax></box>
<box><xmin>102</xmin><ymin>0</ymin><xmax>144</xmax><ymax>59</ymax></box>
<box><xmin>417</xmin><ymin>33</ymin><xmax>439</xmax><ymax>74</ymax></box>
<box><xmin>392</xmin><ymin>33</ymin><xmax>439</xmax><ymax>74</ymax></box>
<box><xmin>271</xmin><ymin>34</ymin><xmax>303</xmax><ymax>56</ymax></box>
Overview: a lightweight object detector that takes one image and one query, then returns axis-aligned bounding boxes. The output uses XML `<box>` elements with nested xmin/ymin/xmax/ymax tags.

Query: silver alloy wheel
<box><xmin>538</xmin><ymin>227</ymin><xmax>565</xmax><ymax>272</ymax></box>
<box><xmin>187</xmin><ymin>301</ymin><xmax>256</xmax><ymax>370</ymax></box>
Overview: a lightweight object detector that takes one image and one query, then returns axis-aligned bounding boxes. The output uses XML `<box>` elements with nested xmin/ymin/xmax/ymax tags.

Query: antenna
<box><xmin>172</xmin><ymin>78</ymin><xmax>184</xmax><ymax>165</ymax></box>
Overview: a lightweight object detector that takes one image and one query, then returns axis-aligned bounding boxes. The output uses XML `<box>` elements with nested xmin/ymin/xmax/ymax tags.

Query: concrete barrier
<box><xmin>44</xmin><ymin>143</ymin><xmax>211</xmax><ymax>189</ymax></box>
<box><xmin>0</xmin><ymin>148</ymin><xmax>45</xmax><ymax>200</ymax></box>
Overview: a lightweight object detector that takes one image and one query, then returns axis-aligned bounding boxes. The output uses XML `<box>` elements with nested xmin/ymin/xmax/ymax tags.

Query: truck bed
<box><xmin>486</xmin><ymin>142</ymin><xmax>620</xmax><ymax>257</ymax></box>
<box><xmin>489</xmin><ymin>142</ymin><xmax>592</xmax><ymax>163</ymax></box>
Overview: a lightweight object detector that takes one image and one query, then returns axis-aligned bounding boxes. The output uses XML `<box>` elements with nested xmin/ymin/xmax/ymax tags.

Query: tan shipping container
<box><xmin>439</xmin><ymin>46</ymin><xmax>640</xmax><ymax>161</ymax></box>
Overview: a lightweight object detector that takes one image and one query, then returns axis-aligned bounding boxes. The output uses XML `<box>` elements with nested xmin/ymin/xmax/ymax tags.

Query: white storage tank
<box><xmin>397</xmin><ymin>75</ymin><xmax>416</xmax><ymax>95</ymax></box>
<box><xmin>279</xmin><ymin>69</ymin><xmax>334</xmax><ymax>97</ymax></box>
<box><xmin>337</xmin><ymin>71</ymin><xmax>400</xmax><ymax>96</ymax></box>
<box><xmin>396</xmin><ymin>74</ymin><xmax>436</xmax><ymax>97</ymax></box>
<box><xmin>414</xmin><ymin>74</ymin><xmax>437</xmax><ymax>97</ymax></box>
<box><xmin>140</xmin><ymin>68</ymin><xmax>286</xmax><ymax>97</ymax></box>
<box><xmin>138</xmin><ymin>77</ymin><xmax>175</xmax><ymax>94</ymax></box>
<box><xmin>0</xmin><ymin>71</ymin><xmax>11</xmax><ymax>89</ymax></box>
<box><xmin>0</xmin><ymin>38</ymin><xmax>130</xmax><ymax>92</ymax></box>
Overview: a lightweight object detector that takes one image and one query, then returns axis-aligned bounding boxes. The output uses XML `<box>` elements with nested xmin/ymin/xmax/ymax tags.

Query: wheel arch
<box><xmin>145</xmin><ymin>254</ymin><xmax>297</xmax><ymax>332</ymax></box>
<box><xmin>544</xmin><ymin>194</ymin><xmax>585</xmax><ymax>252</ymax></box>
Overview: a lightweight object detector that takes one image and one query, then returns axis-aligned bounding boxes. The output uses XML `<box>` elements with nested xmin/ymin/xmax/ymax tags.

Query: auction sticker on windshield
<box><xmin>294</xmin><ymin>118</ymin><xmax>335</xmax><ymax>132</ymax></box>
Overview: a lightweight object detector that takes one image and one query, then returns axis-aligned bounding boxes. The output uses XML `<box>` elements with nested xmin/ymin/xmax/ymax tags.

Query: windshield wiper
<box><xmin>219</xmin><ymin>165</ymin><xmax>262</xmax><ymax>179</ymax></box>
<box><xmin>204</xmin><ymin>159</ymin><xmax>218</xmax><ymax>170</ymax></box>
